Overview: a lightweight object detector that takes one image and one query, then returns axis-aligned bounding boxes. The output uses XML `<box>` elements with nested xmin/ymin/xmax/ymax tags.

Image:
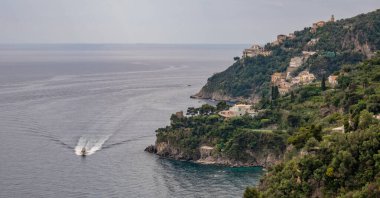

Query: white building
<box><xmin>219</xmin><ymin>104</ymin><xmax>257</xmax><ymax>118</ymax></box>
<box><xmin>328</xmin><ymin>75</ymin><xmax>339</xmax><ymax>87</ymax></box>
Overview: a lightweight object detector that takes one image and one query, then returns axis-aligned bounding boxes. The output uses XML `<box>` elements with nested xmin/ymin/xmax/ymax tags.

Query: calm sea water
<box><xmin>0</xmin><ymin>44</ymin><xmax>263</xmax><ymax>198</ymax></box>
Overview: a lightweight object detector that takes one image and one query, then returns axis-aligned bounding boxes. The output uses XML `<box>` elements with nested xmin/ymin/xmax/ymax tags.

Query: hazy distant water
<box><xmin>0</xmin><ymin>44</ymin><xmax>263</xmax><ymax>198</ymax></box>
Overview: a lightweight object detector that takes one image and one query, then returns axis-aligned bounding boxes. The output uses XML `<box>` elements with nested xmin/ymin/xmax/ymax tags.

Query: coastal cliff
<box><xmin>146</xmin><ymin>141</ymin><xmax>284</xmax><ymax>167</ymax></box>
<box><xmin>145</xmin><ymin>105</ymin><xmax>288</xmax><ymax>168</ymax></box>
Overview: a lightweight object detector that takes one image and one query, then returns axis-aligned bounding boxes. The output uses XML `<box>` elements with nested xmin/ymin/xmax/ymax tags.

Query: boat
<box><xmin>80</xmin><ymin>147</ymin><xmax>87</xmax><ymax>156</ymax></box>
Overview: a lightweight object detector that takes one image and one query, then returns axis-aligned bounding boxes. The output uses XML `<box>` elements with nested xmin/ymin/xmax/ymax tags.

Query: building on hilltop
<box><xmin>311</xmin><ymin>21</ymin><xmax>326</xmax><ymax>33</ymax></box>
<box><xmin>330</xmin><ymin>15</ymin><xmax>335</xmax><ymax>22</ymax></box>
<box><xmin>277</xmin><ymin>34</ymin><xmax>287</xmax><ymax>43</ymax></box>
<box><xmin>288</xmin><ymin>33</ymin><xmax>296</xmax><ymax>40</ymax></box>
<box><xmin>310</xmin><ymin>15</ymin><xmax>335</xmax><ymax>33</ymax></box>
<box><xmin>271</xmin><ymin>33</ymin><xmax>296</xmax><ymax>46</ymax></box>
<box><xmin>243</xmin><ymin>44</ymin><xmax>272</xmax><ymax>58</ymax></box>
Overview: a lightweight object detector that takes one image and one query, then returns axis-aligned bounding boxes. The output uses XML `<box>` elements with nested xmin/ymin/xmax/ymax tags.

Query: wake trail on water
<box><xmin>74</xmin><ymin>135</ymin><xmax>110</xmax><ymax>156</ymax></box>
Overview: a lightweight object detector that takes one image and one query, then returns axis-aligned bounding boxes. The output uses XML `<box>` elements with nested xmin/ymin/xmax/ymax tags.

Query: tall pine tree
<box><xmin>321</xmin><ymin>75</ymin><xmax>327</xmax><ymax>91</ymax></box>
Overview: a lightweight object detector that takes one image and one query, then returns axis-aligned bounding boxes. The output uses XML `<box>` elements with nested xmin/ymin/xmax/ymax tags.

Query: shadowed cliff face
<box><xmin>148</xmin><ymin>141</ymin><xmax>285</xmax><ymax>168</ymax></box>
<box><xmin>192</xmin><ymin>86</ymin><xmax>259</xmax><ymax>103</ymax></box>
<box><xmin>192</xmin><ymin>88</ymin><xmax>234</xmax><ymax>101</ymax></box>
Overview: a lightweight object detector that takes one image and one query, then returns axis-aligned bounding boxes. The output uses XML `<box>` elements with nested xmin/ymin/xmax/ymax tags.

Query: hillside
<box><xmin>148</xmin><ymin>53</ymin><xmax>380</xmax><ymax>197</ymax></box>
<box><xmin>145</xmin><ymin>9</ymin><xmax>380</xmax><ymax>197</ymax></box>
<box><xmin>244</xmin><ymin>53</ymin><xmax>380</xmax><ymax>198</ymax></box>
<box><xmin>193</xmin><ymin>9</ymin><xmax>380</xmax><ymax>102</ymax></box>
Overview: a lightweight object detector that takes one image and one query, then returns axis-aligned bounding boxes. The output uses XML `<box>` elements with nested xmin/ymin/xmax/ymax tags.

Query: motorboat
<box><xmin>80</xmin><ymin>147</ymin><xmax>87</xmax><ymax>156</ymax></box>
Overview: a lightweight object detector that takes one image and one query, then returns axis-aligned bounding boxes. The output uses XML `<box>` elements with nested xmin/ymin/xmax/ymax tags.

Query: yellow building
<box><xmin>271</xmin><ymin>72</ymin><xmax>285</xmax><ymax>84</ymax></box>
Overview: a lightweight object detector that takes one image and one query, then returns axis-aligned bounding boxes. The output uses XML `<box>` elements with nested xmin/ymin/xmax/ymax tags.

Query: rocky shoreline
<box><xmin>144</xmin><ymin>143</ymin><xmax>283</xmax><ymax>168</ymax></box>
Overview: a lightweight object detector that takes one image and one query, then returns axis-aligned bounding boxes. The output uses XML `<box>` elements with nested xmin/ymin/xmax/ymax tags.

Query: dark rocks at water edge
<box><xmin>144</xmin><ymin>145</ymin><xmax>157</xmax><ymax>153</ymax></box>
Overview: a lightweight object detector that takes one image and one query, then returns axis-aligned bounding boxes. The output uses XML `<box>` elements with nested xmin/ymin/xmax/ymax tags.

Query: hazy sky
<box><xmin>1</xmin><ymin>0</ymin><xmax>379</xmax><ymax>44</ymax></box>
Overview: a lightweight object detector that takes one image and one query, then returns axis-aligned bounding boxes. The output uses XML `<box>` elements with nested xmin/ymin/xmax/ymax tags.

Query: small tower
<box><xmin>330</xmin><ymin>15</ymin><xmax>335</xmax><ymax>22</ymax></box>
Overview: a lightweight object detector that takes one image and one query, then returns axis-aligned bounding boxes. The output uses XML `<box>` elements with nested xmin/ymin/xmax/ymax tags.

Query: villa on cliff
<box><xmin>218</xmin><ymin>104</ymin><xmax>257</xmax><ymax>118</ymax></box>
<box><xmin>271</xmin><ymin>33</ymin><xmax>296</xmax><ymax>46</ymax></box>
<box><xmin>243</xmin><ymin>44</ymin><xmax>272</xmax><ymax>58</ymax></box>
<box><xmin>310</xmin><ymin>15</ymin><xmax>335</xmax><ymax>33</ymax></box>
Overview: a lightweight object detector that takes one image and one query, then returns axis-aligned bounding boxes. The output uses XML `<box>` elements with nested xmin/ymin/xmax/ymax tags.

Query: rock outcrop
<box><xmin>145</xmin><ymin>143</ymin><xmax>283</xmax><ymax>168</ymax></box>
<box><xmin>191</xmin><ymin>88</ymin><xmax>235</xmax><ymax>101</ymax></box>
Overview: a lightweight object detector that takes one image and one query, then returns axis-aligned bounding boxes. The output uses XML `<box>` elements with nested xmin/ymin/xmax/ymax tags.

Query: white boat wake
<box><xmin>74</xmin><ymin>135</ymin><xmax>110</xmax><ymax>156</ymax></box>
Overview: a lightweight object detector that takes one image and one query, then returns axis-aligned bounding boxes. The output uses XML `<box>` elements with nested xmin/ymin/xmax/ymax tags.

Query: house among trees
<box><xmin>218</xmin><ymin>104</ymin><xmax>257</xmax><ymax>118</ymax></box>
<box><xmin>296</xmin><ymin>71</ymin><xmax>316</xmax><ymax>84</ymax></box>
<box><xmin>307</xmin><ymin>38</ymin><xmax>320</xmax><ymax>46</ymax></box>
<box><xmin>271</xmin><ymin>72</ymin><xmax>285</xmax><ymax>84</ymax></box>
<box><xmin>272</xmin><ymin>69</ymin><xmax>316</xmax><ymax>96</ymax></box>
<box><xmin>328</xmin><ymin>75</ymin><xmax>339</xmax><ymax>87</ymax></box>
<box><xmin>271</xmin><ymin>73</ymin><xmax>291</xmax><ymax>95</ymax></box>
<box><xmin>242</xmin><ymin>44</ymin><xmax>272</xmax><ymax>58</ymax></box>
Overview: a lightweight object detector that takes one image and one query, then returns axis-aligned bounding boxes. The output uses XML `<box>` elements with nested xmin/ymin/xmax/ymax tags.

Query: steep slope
<box><xmin>247</xmin><ymin>53</ymin><xmax>380</xmax><ymax>197</ymax></box>
<box><xmin>194</xmin><ymin>9</ymin><xmax>380</xmax><ymax>101</ymax></box>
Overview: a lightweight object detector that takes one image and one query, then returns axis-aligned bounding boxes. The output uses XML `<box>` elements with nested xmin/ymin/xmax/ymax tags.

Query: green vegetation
<box><xmin>155</xmin><ymin>54</ymin><xmax>380</xmax><ymax>197</ymax></box>
<box><xmin>156</xmin><ymin>104</ymin><xmax>287</xmax><ymax>162</ymax></box>
<box><xmin>199</xmin><ymin>9</ymin><xmax>380</xmax><ymax>100</ymax></box>
<box><xmin>244</xmin><ymin>54</ymin><xmax>380</xmax><ymax>197</ymax></box>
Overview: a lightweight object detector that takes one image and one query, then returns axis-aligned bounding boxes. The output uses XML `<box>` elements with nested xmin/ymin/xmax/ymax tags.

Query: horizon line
<box><xmin>0</xmin><ymin>42</ymin><xmax>250</xmax><ymax>46</ymax></box>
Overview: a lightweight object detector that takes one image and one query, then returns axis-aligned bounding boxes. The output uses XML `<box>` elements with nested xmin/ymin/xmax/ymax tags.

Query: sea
<box><xmin>0</xmin><ymin>44</ymin><xmax>263</xmax><ymax>198</ymax></box>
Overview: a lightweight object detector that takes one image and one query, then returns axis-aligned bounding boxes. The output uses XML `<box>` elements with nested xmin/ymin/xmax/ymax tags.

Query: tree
<box><xmin>234</xmin><ymin>56</ymin><xmax>240</xmax><ymax>62</ymax></box>
<box><xmin>344</xmin><ymin>116</ymin><xmax>350</xmax><ymax>132</ymax></box>
<box><xmin>287</xmin><ymin>113</ymin><xmax>301</xmax><ymax>127</ymax></box>
<box><xmin>359</xmin><ymin>110</ymin><xmax>374</xmax><ymax>130</ymax></box>
<box><xmin>290</xmin><ymin>91</ymin><xmax>295</xmax><ymax>102</ymax></box>
<box><xmin>243</xmin><ymin>187</ymin><xmax>261</xmax><ymax>198</ymax></box>
<box><xmin>321</xmin><ymin>75</ymin><xmax>327</xmax><ymax>91</ymax></box>
<box><xmin>271</xmin><ymin>86</ymin><xmax>280</xmax><ymax>101</ymax></box>
<box><xmin>363</xmin><ymin>78</ymin><xmax>369</xmax><ymax>89</ymax></box>
<box><xmin>216</xmin><ymin>101</ymin><xmax>230</xmax><ymax>111</ymax></box>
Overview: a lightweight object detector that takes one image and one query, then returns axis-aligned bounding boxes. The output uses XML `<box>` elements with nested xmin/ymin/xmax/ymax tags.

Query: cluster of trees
<box><xmin>156</xmin><ymin>103</ymin><xmax>287</xmax><ymax>162</ymax></box>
